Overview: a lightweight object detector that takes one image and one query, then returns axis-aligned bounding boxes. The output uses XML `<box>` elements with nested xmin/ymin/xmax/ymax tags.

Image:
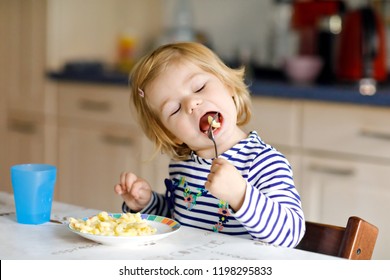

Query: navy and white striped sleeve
<box><xmin>122</xmin><ymin>191</ymin><xmax>170</xmax><ymax>217</ymax></box>
<box><xmin>234</xmin><ymin>148</ymin><xmax>305</xmax><ymax>248</ymax></box>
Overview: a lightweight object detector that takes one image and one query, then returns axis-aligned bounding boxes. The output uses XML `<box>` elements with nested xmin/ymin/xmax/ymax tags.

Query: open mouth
<box><xmin>199</xmin><ymin>111</ymin><xmax>222</xmax><ymax>134</ymax></box>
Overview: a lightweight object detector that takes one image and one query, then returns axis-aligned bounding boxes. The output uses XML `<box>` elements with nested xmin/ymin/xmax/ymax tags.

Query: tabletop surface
<box><xmin>0</xmin><ymin>191</ymin><xmax>339</xmax><ymax>260</ymax></box>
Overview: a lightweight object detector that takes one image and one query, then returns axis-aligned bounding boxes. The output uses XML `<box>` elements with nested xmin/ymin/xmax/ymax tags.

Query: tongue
<box><xmin>200</xmin><ymin>112</ymin><xmax>216</xmax><ymax>131</ymax></box>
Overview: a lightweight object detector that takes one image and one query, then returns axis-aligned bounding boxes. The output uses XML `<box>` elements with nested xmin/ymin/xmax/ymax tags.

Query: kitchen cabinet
<box><xmin>55</xmin><ymin>83</ymin><xmax>168</xmax><ymax>212</ymax></box>
<box><xmin>0</xmin><ymin>26</ymin><xmax>5</xmax><ymax>193</ymax></box>
<box><xmin>1</xmin><ymin>111</ymin><xmax>57</xmax><ymax>196</ymax></box>
<box><xmin>1</xmin><ymin>0</ymin><xmax>47</xmax><ymax>114</ymax></box>
<box><xmin>247</xmin><ymin>97</ymin><xmax>302</xmax><ymax>149</ymax></box>
<box><xmin>300</xmin><ymin>101</ymin><xmax>390</xmax><ymax>260</ymax></box>
<box><xmin>300</xmin><ymin>155</ymin><xmax>390</xmax><ymax>260</ymax></box>
<box><xmin>0</xmin><ymin>112</ymin><xmax>49</xmax><ymax>194</ymax></box>
<box><xmin>248</xmin><ymin>97</ymin><xmax>389</xmax><ymax>259</ymax></box>
<box><xmin>0</xmin><ymin>122</ymin><xmax>5</xmax><ymax>191</ymax></box>
<box><xmin>302</xmin><ymin>101</ymin><xmax>390</xmax><ymax>160</ymax></box>
<box><xmin>0</xmin><ymin>0</ymin><xmax>55</xmax><ymax>194</ymax></box>
<box><xmin>57</xmin><ymin>121</ymin><xmax>135</xmax><ymax>212</ymax></box>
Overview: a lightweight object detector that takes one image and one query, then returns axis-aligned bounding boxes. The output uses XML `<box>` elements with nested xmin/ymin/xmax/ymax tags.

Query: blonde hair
<box><xmin>130</xmin><ymin>42</ymin><xmax>252</xmax><ymax>160</ymax></box>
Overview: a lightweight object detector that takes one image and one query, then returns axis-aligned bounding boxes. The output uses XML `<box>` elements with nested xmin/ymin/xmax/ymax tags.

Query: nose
<box><xmin>184</xmin><ymin>96</ymin><xmax>202</xmax><ymax>114</ymax></box>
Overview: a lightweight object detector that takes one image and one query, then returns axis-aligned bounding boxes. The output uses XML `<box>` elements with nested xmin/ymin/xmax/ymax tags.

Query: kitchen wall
<box><xmin>161</xmin><ymin>0</ymin><xmax>273</xmax><ymax>64</ymax></box>
<box><xmin>46</xmin><ymin>0</ymin><xmax>274</xmax><ymax>70</ymax></box>
<box><xmin>46</xmin><ymin>0</ymin><xmax>162</xmax><ymax>70</ymax></box>
<box><xmin>47</xmin><ymin>0</ymin><xmax>390</xmax><ymax>72</ymax></box>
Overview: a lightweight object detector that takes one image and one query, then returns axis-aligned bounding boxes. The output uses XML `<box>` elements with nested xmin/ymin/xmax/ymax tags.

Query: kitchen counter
<box><xmin>250</xmin><ymin>79</ymin><xmax>390</xmax><ymax>107</ymax></box>
<box><xmin>48</xmin><ymin>69</ymin><xmax>390</xmax><ymax>107</ymax></box>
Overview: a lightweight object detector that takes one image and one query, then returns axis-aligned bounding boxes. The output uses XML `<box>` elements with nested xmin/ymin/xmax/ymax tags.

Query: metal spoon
<box><xmin>207</xmin><ymin>113</ymin><xmax>219</xmax><ymax>158</ymax></box>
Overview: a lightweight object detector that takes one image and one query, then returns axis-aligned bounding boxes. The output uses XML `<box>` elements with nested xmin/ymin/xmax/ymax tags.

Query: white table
<box><xmin>0</xmin><ymin>191</ymin><xmax>337</xmax><ymax>260</ymax></box>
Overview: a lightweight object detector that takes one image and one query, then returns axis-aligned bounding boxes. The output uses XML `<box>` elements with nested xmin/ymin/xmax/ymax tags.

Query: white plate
<box><xmin>67</xmin><ymin>213</ymin><xmax>181</xmax><ymax>246</ymax></box>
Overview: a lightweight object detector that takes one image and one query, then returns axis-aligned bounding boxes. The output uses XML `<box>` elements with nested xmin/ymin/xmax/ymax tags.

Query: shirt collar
<box><xmin>189</xmin><ymin>131</ymin><xmax>258</xmax><ymax>164</ymax></box>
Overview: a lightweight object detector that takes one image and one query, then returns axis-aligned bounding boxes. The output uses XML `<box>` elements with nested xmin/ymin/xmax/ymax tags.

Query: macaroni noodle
<box><xmin>69</xmin><ymin>212</ymin><xmax>157</xmax><ymax>236</ymax></box>
<box><xmin>208</xmin><ymin>115</ymin><xmax>221</xmax><ymax>128</ymax></box>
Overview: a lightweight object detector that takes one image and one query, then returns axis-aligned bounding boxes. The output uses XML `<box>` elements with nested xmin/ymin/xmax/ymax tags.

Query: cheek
<box><xmin>171</xmin><ymin>117</ymin><xmax>191</xmax><ymax>135</ymax></box>
<box><xmin>223</xmin><ymin>94</ymin><xmax>238</xmax><ymax>113</ymax></box>
<box><xmin>162</xmin><ymin>117</ymin><xmax>187</xmax><ymax>139</ymax></box>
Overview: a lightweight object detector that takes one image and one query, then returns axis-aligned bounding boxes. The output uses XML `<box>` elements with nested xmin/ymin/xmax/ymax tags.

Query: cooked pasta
<box><xmin>208</xmin><ymin>115</ymin><xmax>221</xmax><ymax>128</ymax></box>
<box><xmin>69</xmin><ymin>212</ymin><xmax>157</xmax><ymax>236</ymax></box>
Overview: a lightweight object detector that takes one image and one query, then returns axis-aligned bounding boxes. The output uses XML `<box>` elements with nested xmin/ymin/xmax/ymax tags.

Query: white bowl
<box><xmin>284</xmin><ymin>56</ymin><xmax>323</xmax><ymax>85</ymax></box>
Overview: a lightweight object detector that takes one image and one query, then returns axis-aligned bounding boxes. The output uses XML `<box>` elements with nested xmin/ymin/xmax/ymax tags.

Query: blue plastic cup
<box><xmin>11</xmin><ymin>164</ymin><xmax>57</xmax><ymax>224</ymax></box>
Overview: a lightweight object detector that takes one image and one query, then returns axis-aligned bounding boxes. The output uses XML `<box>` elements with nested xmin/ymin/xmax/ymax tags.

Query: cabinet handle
<box><xmin>359</xmin><ymin>128</ymin><xmax>390</xmax><ymax>142</ymax></box>
<box><xmin>102</xmin><ymin>134</ymin><xmax>134</xmax><ymax>147</ymax></box>
<box><xmin>8</xmin><ymin>119</ymin><xmax>37</xmax><ymax>135</ymax></box>
<box><xmin>78</xmin><ymin>99</ymin><xmax>111</xmax><ymax>112</ymax></box>
<box><xmin>309</xmin><ymin>164</ymin><xmax>354</xmax><ymax>176</ymax></box>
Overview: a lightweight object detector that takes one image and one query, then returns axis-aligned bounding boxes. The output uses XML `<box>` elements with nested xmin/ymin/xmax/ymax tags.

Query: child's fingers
<box><xmin>130</xmin><ymin>180</ymin><xmax>149</xmax><ymax>200</ymax></box>
<box><xmin>119</xmin><ymin>172</ymin><xmax>127</xmax><ymax>186</ymax></box>
<box><xmin>120</xmin><ymin>172</ymin><xmax>137</xmax><ymax>190</ymax></box>
<box><xmin>114</xmin><ymin>184</ymin><xmax>126</xmax><ymax>195</ymax></box>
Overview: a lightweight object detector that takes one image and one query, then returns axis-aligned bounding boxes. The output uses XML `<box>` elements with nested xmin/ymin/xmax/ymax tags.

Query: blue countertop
<box><xmin>48</xmin><ymin>70</ymin><xmax>390</xmax><ymax>108</ymax></box>
<box><xmin>250</xmin><ymin>79</ymin><xmax>390</xmax><ymax>107</ymax></box>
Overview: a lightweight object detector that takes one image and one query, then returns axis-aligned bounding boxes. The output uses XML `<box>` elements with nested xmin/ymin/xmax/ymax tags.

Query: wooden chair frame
<box><xmin>296</xmin><ymin>216</ymin><xmax>379</xmax><ymax>260</ymax></box>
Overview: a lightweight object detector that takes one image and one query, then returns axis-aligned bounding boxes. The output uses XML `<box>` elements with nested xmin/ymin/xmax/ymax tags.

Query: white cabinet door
<box><xmin>56</xmin><ymin>83</ymin><xmax>173</xmax><ymax>211</ymax></box>
<box><xmin>302</xmin><ymin>101</ymin><xmax>390</xmax><ymax>160</ymax></box>
<box><xmin>56</xmin><ymin>83</ymin><xmax>144</xmax><ymax>212</ymax></box>
<box><xmin>57</xmin><ymin>123</ymin><xmax>140</xmax><ymax>213</ymax></box>
<box><xmin>247</xmin><ymin>97</ymin><xmax>302</xmax><ymax>149</ymax></box>
<box><xmin>301</xmin><ymin>155</ymin><xmax>390</xmax><ymax>260</ymax></box>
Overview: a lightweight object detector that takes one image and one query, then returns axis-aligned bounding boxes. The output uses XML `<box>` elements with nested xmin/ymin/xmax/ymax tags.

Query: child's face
<box><xmin>145</xmin><ymin>60</ymin><xmax>246</xmax><ymax>158</ymax></box>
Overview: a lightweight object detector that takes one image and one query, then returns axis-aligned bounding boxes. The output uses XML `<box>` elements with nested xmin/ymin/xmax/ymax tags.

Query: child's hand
<box><xmin>114</xmin><ymin>172</ymin><xmax>152</xmax><ymax>212</ymax></box>
<box><xmin>205</xmin><ymin>158</ymin><xmax>247</xmax><ymax>212</ymax></box>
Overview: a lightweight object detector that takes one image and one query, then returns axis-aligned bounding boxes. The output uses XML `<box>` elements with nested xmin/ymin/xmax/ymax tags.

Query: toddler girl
<box><xmin>114</xmin><ymin>42</ymin><xmax>305</xmax><ymax>247</ymax></box>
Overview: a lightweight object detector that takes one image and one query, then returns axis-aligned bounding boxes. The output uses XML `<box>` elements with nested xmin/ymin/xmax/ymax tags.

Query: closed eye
<box><xmin>195</xmin><ymin>84</ymin><xmax>205</xmax><ymax>93</ymax></box>
<box><xmin>170</xmin><ymin>105</ymin><xmax>181</xmax><ymax>116</ymax></box>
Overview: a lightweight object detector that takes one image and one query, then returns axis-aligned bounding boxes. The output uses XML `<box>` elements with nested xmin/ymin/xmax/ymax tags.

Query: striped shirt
<box><xmin>123</xmin><ymin>131</ymin><xmax>305</xmax><ymax>247</ymax></box>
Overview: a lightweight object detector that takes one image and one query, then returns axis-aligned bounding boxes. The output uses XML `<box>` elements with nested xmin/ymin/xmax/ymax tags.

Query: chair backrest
<box><xmin>296</xmin><ymin>216</ymin><xmax>379</xmax><ymax>260</ymax></box>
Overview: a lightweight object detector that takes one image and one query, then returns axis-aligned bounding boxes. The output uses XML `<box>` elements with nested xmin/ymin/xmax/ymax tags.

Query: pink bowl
<box><xmin>284</xmin><ymin>56</ymin><xmax>323</xmax><ymax>85</ymax></box>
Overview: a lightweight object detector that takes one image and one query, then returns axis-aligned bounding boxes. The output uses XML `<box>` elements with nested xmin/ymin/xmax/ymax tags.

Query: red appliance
<box><xmin>335</xmin><ymin>6</ymin><xmax>387</xmax><ymax>82</ymax></box>
<box><xmin>291</xmin><ymin>0</ymin><xmax>344</xmax><ymax>56</ymax></box>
